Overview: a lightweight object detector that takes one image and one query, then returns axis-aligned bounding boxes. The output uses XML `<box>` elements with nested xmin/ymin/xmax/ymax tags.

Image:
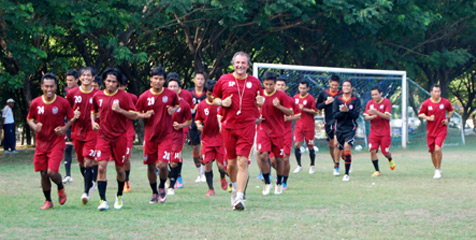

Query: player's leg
<box><xmin>381</xmin><ymin>135</ymin><xmax>395</xmax><ymax>170</ymax></box>
<box><xmin>114</xmin><ymin>164</ymin><xmax>126</xmax><ymax>209</ymax></box>
<box><xmin>293</xmin><ymin>132</ymin><xmax>303</xmax><ymax>173</ymax></box>
<box><xmin>333</xmin><ymin>135</ymin><xmax>340</xmax><ymax>175</ymax></box>
<box><xmin>215</xmin><ymin>145</ymin><xmax>228</xmax><ymax>191</ymax></box>
<box><xmin>191</xmin><ymin>128</ymin><xmax>204</xmax><ymax>182</ymax></box>
<box><xmin>306</xmin><ymin>132</ymin><xmax>316</xmax><ymax>174</ymax></box>
<box><xmin>282</xmin><ymin>154</ymin><xmax>290</xmax><ymax>189</ymax></box>
<box><xmin>147</xmin><ymin>163</ymin><xmax>159</xmax><ymax>203</ymax></box>
<box><xmin>97</xmin><ymin>160</ymin><xmax>109</xmax><ymax>209</ymax></box>
<box><xmin>235</xmin><ymin>155</ymin><xmax>249</xmax><ymax>209</ymax></box>
<box><xmin>368</xmin><ymin>135</ymin><xmax>380</xmax><ymax>177</ymax></box>
<box><xmin>47</xmin><ymin>142</ymin><xmax>67</xmax><ymax>206</ymax></box>
<box><xmin>123</xmin><ymin>157</ymin><xmax>131</xmax><ymax>193</ymax></box>
<box><xmin>258</xmin><ymin>151</ymin><xmax>272</xmax><ymax>195</ymax></box>
<box><xmin>343</xmin><ymin>141</ymin><xmax>352</xmax><ymax>181</ymax></box>
<box><xmin>62</xmin><ymin>144</ymin><xmax>73</xmax><ymax>183</ymax></box>
<box><xmin>40</xmin><ymin>170</ymin><xmax>53</xmax><ymax>209</ymax></box>
<box><xmin>204</xmin><ymin>160</ymin><xmax>215</xmax><ymax>196</ymax></box>
<box><xmin>167</xmin><ymin>155</ymin><xmax>180</xmax><ymax>195</ymax></box>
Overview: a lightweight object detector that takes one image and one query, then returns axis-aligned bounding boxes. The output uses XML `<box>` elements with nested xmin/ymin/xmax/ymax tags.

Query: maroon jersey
<box><xmin>126</xmin><ymin>92</ymin><xmax>138</xmax><ymax>138</ymax></box>
<box><xmin>27</xmin><ymin>95</ymin><xmax>74</xmax><ymax>147</ymax></box>
<box><xmin>172</xmin><ymin>98</ymin><xmax>192</xmax><ymax>134</ymax></box>
<box><xmin>285</xmin><ymin>95</ymin><xmax>300</xmax><ymax>133</ymax></box>
<box><xmin>195</xmin><ymin>100</ymin><xmax>222</xmax><ymax>147</ymax></box>
<box><xmin>136</xmin><ymin>88</ymin><xmax>180</xmax><ymax>142</ymax></box>
<box><xmin>66</xmin><ymin>86</ymin><xmax>98</xmax><ymax>141</ymax></box>
<box><xmin>178</xmin><ymin>89</ymin><xmax>194</xmax><ymax>110</ymax></box>
<box><xmin>92</xmin><ymin>90</ymin><xmax>137</xmax><ymax>142</ymax></box>
<box><xmin>293</xmin><ymin>93</ymin><xmax>317</xmax><ymax>131</ymax></box>
<box><xmin>212</xmin><ymin>73</ymin><xmax>262</xmax><ymax>129</ymax></box>
<box><xmin>418</xmin><ymin>98</ymin><xmax>454</xmax><ymax>137</ymax></box>
<box><xmin>364</xmin><ymin>98</ymin><xmax>392</xmax><ymax>137</ymax></box>
<box><xmin>259</xmin><ymin>90</ymin><xmax>292</xmax><ymax>138</ymax></box>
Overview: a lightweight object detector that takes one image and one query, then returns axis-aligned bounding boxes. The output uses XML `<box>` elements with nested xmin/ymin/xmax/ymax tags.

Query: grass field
<box><xmin>1</xmin><ymin>137</ymin><xmax>475</xmax><ymax>240</ymax></box>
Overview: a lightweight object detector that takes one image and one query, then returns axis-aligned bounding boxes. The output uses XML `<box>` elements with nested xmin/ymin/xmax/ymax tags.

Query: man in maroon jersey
<box><xmin>136</xmin><ymin>66</ymin><xmax>179</xmax><ymax>204</ymax></box>
<box><xmin>256</xmin><ymin>71</ymin><xmax>293</xmax><ymax>195</ymax></box>
<box><xmin>166</xmin><ymin>73</ymin><xmax>192</xmax><ymax>196</ymax></box>
<box><xmin>212</xmin><ymin>51</ymin><xmax>263</xmax><ymax>211</ymax></box>
<box><xmin>364</xmin><ymin>86</ymin><xmax>396</xmax><ymax>177</ymax></box>
<box><xmin>91</xmin><ymin>68</ymin><xmax>139</xmax><ymax>211</ymax></box>
<box><xmin>62</xmin><ymin>69</ymin><xmax>79</xmax><ymax>184</ymax></box>
<box><xmin>418</xmin><ymin>84</ymin><xmax>454</xmax><ymax>179</ymax></box>
<box><xmin>66</xmin><ymin>67</ymin><xmax>99</xmax><ymax>205</ymax></box>
<box><xmin>27</xmin><ymin>73</ymin><xmax>79</xmax><ymax>210</ymax></box>
<box><xmin>293</xmin><ymin>80</ymin><xmax>318</xmax><ymax>174</ymax></box>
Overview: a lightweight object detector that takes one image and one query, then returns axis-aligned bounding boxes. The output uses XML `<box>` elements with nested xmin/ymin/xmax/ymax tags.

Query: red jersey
<box><xmin>178</xmin><ymin>89</ymin><xmax>194</xmax><ymax>110</ymax></box>
<box><xmin>136</xmin><ymin>88</ymin><xmax>180</xmax><ymax>142</ymax></box>
<box><xmin>173</xmin><ymin>98</ymin><xmax>192</xmax><ymax>134</ymax></box>
<box><xmin>258</xmin><ymin>90</ymin><xmax>292</xmax><ymax>138</ymax></box>
<box><xmin>418</xmin><ymin>97</ymin><xmax>454</xmax><ymax>137</ymax></box>
<box><xmin>66</xmin><ymin>86</ymin><xmax>98</xmax><ymax>141</ymax></box>
<box><xmin>364</xmin><ymin>98</ymin><xmax>392</xmax><ymax>137</ymax></box>
<box><xmin>126</xmin><ymin>92</ymin><xmax>138</xmax><ymax>139</ymax></box>
<box><xmin>92</xmin><ymin>90</ymin><xmax>137</xmax><ymax>142</ymax></box>
<box><xmin>195</xmin><ymin>99</ymin><xmax>222</xmax><ymax>147</ymax></box>
<box><xmin>27</xmin><ymin>95</ymin><xmax>74</xmax><ymax>147</ymax></box>
<box><xmin>212</xmin><ymin>73</ymin><xmax>262</xmax><ymax>129</ymax></box>
<box><xmin>293</xmin><ymin>93</ymin><xmax>317</xmax><ymax>131</ymax></box>
<box><xmin>285</xmin><ymin>95</ymin><xmax>300</xmax><ymax>134</ymax></box>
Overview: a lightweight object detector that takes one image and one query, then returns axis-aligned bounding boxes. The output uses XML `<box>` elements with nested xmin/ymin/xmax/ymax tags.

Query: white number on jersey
<box><xmin>74</xmin><ymin>95</ymin><xmax>82</xmax><ymax>103</ymax></box>
<box><xmin>37</xmin><ymin>106</ymin><xmax>44</xmax><ymax>114</ymax></box>
<box><xmin>147</xmin><ymin>97</ymin><xmax>155</xmax><ymax>106</ymax></box>
<box><xmin>204</xmin><ymin>108</ymin><xmax>209</xmax><ymax>116</ymax></box>
<box><xmin>99</xmin><ymin>99</ymin><xmax>103</xmax><ymax>107</ymax></box>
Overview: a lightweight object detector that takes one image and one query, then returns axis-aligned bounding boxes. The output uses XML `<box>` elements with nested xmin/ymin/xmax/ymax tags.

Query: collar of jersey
<box><xmin>206</xmin><ymin>99</ymin><xmax>214</xmax><ymax>105</ymax></box>
<box><xmin>328</xmin><ymin>90</ymin><xmax>340</xmax><ymax>96</ymax></box>
<box><xmin>79</xmin><ymin>85</ymin><xmax>94</xmax><ymax>94</ymax></box>
<box><xmin>264</xmin><ymin>89</ymin><xmax>276</xmax><ymax>97</ymax></box>
<box><xmin>42</xmin><ymin>94</ymin><xmax>57</xmax><ymax>105</ymax></box>
<box><xmin>299</xmin><ymin>93</ymin><xmax>308</xmax><ymax>98</ymax></box>
<box><xmin>233</xmin><ymin>72</ymin><xmax>248</xmax><ymax>80</ymax></box>
<box><xmin>104</xmin><ymin>89</ymin><xmax>118</xmax><ymax>96</ymax></box>
<box><xmin>341</xmin><ymin>94</ymin><xmax>353</xmax><ymax>103</ymax></box>
<box><xmin>430</xmin><ymin>97</ymin><xmax>441</xmax><ymax>103</ymax></box>
<box><xmin>150</xmin><ymin>88</ymin><xmax>164</xmax><ymax>95</ymax></box>
<box><xmin>375</xmin><ymin>98</ymin><xmax>384</xmax><ymax>104</ymax></box>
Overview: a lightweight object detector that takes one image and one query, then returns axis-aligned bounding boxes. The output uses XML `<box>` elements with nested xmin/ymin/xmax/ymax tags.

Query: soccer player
<box><xmin>363</xmin><ymin>86</ymin><xmax>396</xmax><ymax>177</ymax></box>
<box><xmin>62</xmin><ymin>69</ymin><xmax>79</xmax><ymax>183</ymax></box>
<box><xmin>316</xmin><ymin>75</ymin><xmax>343</xmax><ymax>176</ymax></box>
<box><xmin>92</xmin><ymin>76</ymin><xmax>103</xmax><ymax>91</ymax></box>
<box><xmin>293</xmin><ymin>80</ymin><xmax>318</xmax><ymax>174</ymax></box>
<box><xmin>27</xmin><ymin>73</ymin><xmax>79</xmax><ymax>210</ymax></box>
<box><xmin>418</xmin><ymin>84</ymin><xmax>454</xmax><ymax>179</ymax></box>
<box><xmin>212</xmin><ymin>51</ymin><xmax>263</xmax><ymax>211</ymax></box>
<box><xmin>332</xmin><ymin>80</ymin><xmax>361</xmax><ymax>182</ymax></box>
<box><xmin>91</xmin><ymin>68</ymin><xmax>139</xmax><ymax>211</ymax></box>
<box><xmin>188</xmin><ymin>71</ymin><xmax>207</xmax><ymax>184</ymax></box>
<box><xmin>66</xmin><ymin>67</ymin><xmax>99</xmax><ymax>204</ymax></box>
<box><xmin>136</xmin><ymin>66</ymin><xmax>179</xmax><ymax>204</ymax></box>
<box><xmin>166</xmin><ymin>73</ymin><xmax>192</xmax><ymax>196</ymax></box>
<box><xmin>195</xmin><ymin>80</ymin><xmax>229</xmax><ymax>197</ymax></box>
<box><xmin>256</xmin><ymin>71</ymin><xmax>293</xmax><ymax>195</ymax></box>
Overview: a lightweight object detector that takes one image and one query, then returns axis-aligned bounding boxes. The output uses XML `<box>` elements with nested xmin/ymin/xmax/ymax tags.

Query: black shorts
<box><xmin>325</xmin><ymin>124</ymin><xmax>335</xmax><ymax>141</ymax></box>
<box><xmin>336</xmin><ymin>129</ymin><xmax>356</xmax><ymax>150</ymax></box>
<box><xmin>189</xmin><ymin>126</ymin><xmax>201</xmax><ymax>145</ymax></box>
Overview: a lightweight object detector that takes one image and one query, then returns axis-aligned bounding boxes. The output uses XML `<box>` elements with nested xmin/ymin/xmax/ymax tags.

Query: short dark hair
<box><xmin>276</xmin><ymin>75</ymin><xmax>286</xmax><ymax>84</ymax></box>
<box><xmin>343</xmin><ymin>79</ymin><xmax>353</xmax><ymax>87</ymax></box>
<box><xmin>79</xmin><ymin>67</ymin><xmax>96</xmax><ymax>76</ymax></box>
<box><xmin>66</xmin><ymin>69</ymin><xmax>79</xmax><ymax>79</ymax></box>
<box><xmin>166</xmin><ymin>72</ymin><xmax>181</xmax><ymax>88</ymax></box>
<box><xmin>150</xmin><ymin>66</ymin><xmax>167</xmax><ymax>78</ymax></box>
<box><xmin>262</xmin><ymin>71</ymin><xmax>277</xmax><ymax>82</ymax></box>
<box><xmin>299</xmin><ymin>80</ymin><xmax>310</xmax><ymax>88</ymax></box>
<box><xmin>94</xmin><ymin>75</ymin><xmax>103</xmax><ymax>86</ymax></box>
<box><xmin>204</xmin><ymin>80</ymin><xmax>216</xmax><ymax>93</ymax></box>
<box><xmin>41</xmin><ymin>73</ymin><xmax>58</xmax><ymax>85</ymax></box>
<box><xmin>330</xmin><ymin>74</ymin><xmax>340</xmax><ymax>83</ymax></box>
<box><xmin>371</xmin><ymin>86</ymin><xmax>382</xmax><ymax>93</ymax></box>
<box><xmin>431</xmin><ymin>84</ymin><xmax>441</xmax><ymax>91</ymax></box>
<box><xmin>194</xmin><ymin>71</ymin><xmax>205</xmax><ymax>78</ymax></box>
<box><xmin>102</xmin><ymin>68</ymin><xmax>125</xmax><ymax>85</ymax></box>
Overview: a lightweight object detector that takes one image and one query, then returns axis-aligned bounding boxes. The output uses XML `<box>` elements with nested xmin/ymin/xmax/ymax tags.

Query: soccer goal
<box><xmin>252</xmin><ymin>63</ymin><xmax>465</xmax><ymax>150</ymax></box>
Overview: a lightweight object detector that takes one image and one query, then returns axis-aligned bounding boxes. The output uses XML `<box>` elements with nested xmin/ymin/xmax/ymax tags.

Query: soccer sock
<box><xmin>372</xmin><ymin>159</ymin><xmax>380</xmax><ymax>172</ymax></box>
<box><xmin>98</xmin><ymin>181</ymin><xmax>107</xmax><ymax>201</ymax></box>
<box><xmin>43</xmin><ymin>190</ymin><xmax>52</xmax><ymax>202</ymax></box>
<box><xmin>125</xmin><ymin>170</ymin><xmax>130</xmax><ymax>182</ymax></box>
<box><xmin>117</xmin><ymin>179</ymin><xmax>124</xmax><ymax>196</ymax></box>
<box><xmin>193</xmin><ymin>151</ymin><xmax>201</xmax><ymax>168</ymax></box>
<box><xmin>205</xmin><ymin>170</ymin><xmax>214</xmax><ymax>190</ymax></box>
<box><xmin>344</xmin><ymin>150</ymin><xmax>352</xmax><ymax>175</ymax></box>
<box><xmin>80</xmin><ymin>166</ymin><xmax>86</xmax><ymax>178</ymax></box>
<box><xmin>159</xmin><ymin>178</ymin><xmax>166</xmax><ymax>189</ymax></box>
<box><xmin>92</xmin><ymin>165</ymin><xmax>98</xmax><ymax>182</ymax></box>
<box><xmin>219</xmin><ymin>169</ymin><xmax>226</xmax><ymax>179</ymax></box>
<box><xmin>263</xmin><ymin>173</ymin><xmax>271</xmax><ymax>184</ymax></box>
<box><xmin>177</xmin><ymin>162</ymin><xmax>183</xmax><ymax>178</ymax></box>
<box><xmin>309</xmin><ymin>148</ymin><xmax>316</xmax><ymax>166</ymax></box>
<box><xmin>295</xmin><ymin>148</ymin><xmax>302</xmax><ymax>166</ymax></box>
<box><xmin>169</xmin><ymin>167</ymin><xmax>178</xmax><ymax>189</ymax></box>
<box><xmin>84</xmin><ymin>166</ymin><xmax>92</xmax><ymax>194</ymax></box>
<box><xmin>150</xmin><ymin>182</ymin><xmax>158</xmax><ymax>194</ymax></box>
<box><xmin>334</xmin><ymin>161</ymin><xmax>340</xmax><ymax>169</ymax></box>
<box><xmin>232</xmin><ymin>182</ymin><xmax>237</xmax><ymax>191</ymax></box>
<box><xmin>277</xmin><ymin>175</ymin><xmax>283</xmax><ymax>185</ymax></box>
<box><xmin>57</xmin><ymin>182</ymin><xmax>64</xmax><ymax>191</ymax></box>
<box><xmin>283</xmin><ymin>176</ymin><xmax>288</xmax><ymax>184</ymax></box>
<box><xmin>64</xmin><ymin>145</ymin><xmax>72</xmax><ymax>177</ymax></box>
<box><xmin>388</xmin><ymin>157</ymin><xmax>393</xmax><ymax>162</ymax></box>
<box><xmin>236</xmin><ymin>192</ymin><xmax>244</xmax><ymax>201</ymax></box>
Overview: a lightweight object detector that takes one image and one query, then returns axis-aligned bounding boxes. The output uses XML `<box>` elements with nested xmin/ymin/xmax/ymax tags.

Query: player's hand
<box><xmin>143</xmin><ymin>110</ymin><xmax>154</xmax><ymax>118</ymax></box>
<box><xmin>33</xmin><ymin>122</ymin><xmax>43</xmax><ymax>133</ymax></box>
<box><xmin>299</xmin><ymin>104</ymin><xmax>304</xmax><ymax>110</ymax></box>
<box><xmin>273</xmin><ymin>97</ymin><xmax>280</xmax><ymax>107</ymax></box>
<box><xmin>255</xmin><ymin>117</ymin><xmax>264</xmax><ymax>124</ymax></box>
<box><xmin>340</xmin><ymin>103</ymin><xmax>349</xmax><ymax>112</ymax></box>
<box><xmin>54</xmin><ymin>126</ymin><xmax>66</xmax><ymax>136</ymax></box>
<box><xmin>442</xmin><ymin>118</ymin><xmax>449</xmax><ymax>125</ymax></box>
<box><xmin>284</xmin><ymin>115</ymin><xmax>289</xmax><ymax>122</ymax></box>
<box><xmin>427</xmin><ymin>115</ymin><xmax>435</xmax><ymax>121</ymax></box>
<box><xmin>197</xmin><ymin>123</ymin><xmax>203</xmax><ymax>132</ymax></box>
<box><xmin>256</xmin><ymin>91</ymin><xmax>264</xmax><ymax>106</ymax></box>
<box><xmin>167</xmin><ymin>105</ymin><xmax>174</xmax><ymax>115</ymax></box>
<box><xmin>112</xmin><ymin>102</ymin><xmax>122</xmax><ymax>113</ymax></box>
<box><xmin>92</xmin><ymin>122</ymin><xmax>100</xmax><ymax>131</ymax></box>
<box><xmin>325</xmin><ymin>96</ymin><xmax>334</xmax><ymax>105</ymax></box>
<box><xmin>173</xmin><ymin>121</ymin><xmax>180</xmax><ymax>130</ymax></box>
<box><xmin>368</xmin><ymin>109</ymin><xmax>377</xmax><ymax>115</ymax></box>
<box><xmin>73</xmin><ymin>107</ymin><xmax>81</xmax><ymax>120</ymax></box>
<box><xmin>222</xmin><ymin>94</ymin><xmax>233</xmax><ymax>107</ymax></box>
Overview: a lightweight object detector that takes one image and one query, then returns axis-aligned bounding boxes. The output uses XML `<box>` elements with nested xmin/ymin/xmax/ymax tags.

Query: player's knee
<box><xmin>157</xmin><ymin>161</ymin><xmax>168</xmax><ymax>170</ymax></box>
<box><xmin>46</xmin><ymin>169</ymin><xmax>57</xmax><ymax>178</ymax></box>
<box><xmin>237</xmin><ymin>157</ymin><xmax>248</xmax><ymax>169</ymax></box>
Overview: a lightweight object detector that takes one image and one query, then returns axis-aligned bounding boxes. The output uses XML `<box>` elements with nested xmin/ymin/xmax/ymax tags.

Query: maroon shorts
<box><xmin>427</xmin><ymin>131</ymin><xmax>447</xmax><ymax>153</ymax></box>
<box><xmin>73</xmin><ymin>132</ymin><xmax>97</xmax><ymax>162</ymax></box>
<box><xmin>172</xmin><ymin>130</ymin><xmax>184</xmax><ymax>153</ymax></box>
<box><xmin>95</xmin><ymin>136</ymin><xmax>128</xmax><ymax>167</ymax></box>
<box><xmin>368</xmin><ymin>134</ymin><xmax>391</xmax><ymax>155</ymax></box>
<box><xmin>202</xmin><ymin>144</ymin><xmax>225</xmax><ymax>165</ymax></box>
<box><xmin>257</xmin><ymin>131</ymin><xmax>284</xmax><ymax>158</ymax></box>
<box><xmin>34</xmin><ymin>137</ymin><xmax>65</xmax><ymax>172</ymax></box>
<box><xmin>221</xmin><ymin>123</ymin><xmax>256</xmax><ymax>160</ymax></box>
<box><xmin>294</xmin><ymin>128</ymin><xmax>315</xmax><ymax>147</ymax></box>
<box><xmin>126</xmin><ymin>126</ymin><xmax>135</xmax><ymax>158</ymax></box>
<box><xmin>143</xmin><ymin>137</ymin><xmax>172</xmax><ymax>164</ymax></box>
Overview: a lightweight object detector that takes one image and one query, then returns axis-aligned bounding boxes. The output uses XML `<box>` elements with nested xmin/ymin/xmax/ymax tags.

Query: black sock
<box><xmin>125</xmin><ymin>170</ymin><xmax>130</xmax><ymax>182</ymax></box>
<box><xmin>150</xmin><ymin>182</ymin><xmax>158</xmax><ymax>194</ymax></box>
<box><xmin>219</xmin><ymin>169</ymin><xmax>226</xmax><ymax>179</ymax></box>
<box><xmin>92</xmin><ymin>165</ymin><xmax>98</xmax><ymax>182</ymax></box>
<box><xmin>177</xmin><ymin>162</ymin><xmax>183</xmax><ymax>178</ymax></box>
<box><xmin>309</xmin><ymin>148</ymin><xmax>316</xmax><ymax>166</ymax></box>
<box><xmin>334</xmin><ymin>162</ymin><xmax>340</xmax><ymax>168</ymax></box>
<box><xmin>372</xmin><ymin>159</ymin><xmax>379</xmax><ymax>171</ymax></box>
<box><xmin>80</xmin><ymin>166</ymin><xmax>86</xmax><ymax>178</ymax></box>
<box><xmin>159</xmin><ymin>178</ymin><xmax>166</xmax><ymax>189</ymax></box>
<box><xmin>169</xmin><ymin>167</ymin><xmax>178</xmax><ymax>189</ymax></box>
<box><xmin>84</xmin><ymin>167</ymin><xmax>92</xmax><ymax>194</ymax></box>
<box><xmin>277</xmin><ymin>175</ymin><xmax>283</xmax><ymax>185</ymax></box>
<box><xmin>193</xmin><ymin>157</ymin><xmax>201</xmax><ymax>168</ymax></box>
<box><xmin>57</xmin><ymin>182</ymin><xmax>64</xmax><ymax>191</ymax></box>
<box><xmin>283</xmin><ymin>176</ymin><xmax>288</xmax><ymax>184</ymax></box>
<box><xmin>205</xmin><ymin>170</ymin><xmax>214</xmax><ymax>190</ymax></box>
<box><xmin>263</xmin><ymin>173</ymin><xmax>271</xmax><ymax>184</ymax></box>
<box><xmin>64</xmin><ymin>145</ymin><xmax>72</xmax><ymax>176</ymax></box>
<box><xmin>98</xmin><ymin>181</ymin><xmax>107</xmax><ymax>201</ymax></box>
<box><xmin>295</xmin><ymin>148</ymin><xmax>302</xmax><ymax>166</ymax></box>
<box><xmin>388</xmin><ymin>157</ymin><xmax>393</xmax><ymax>162</ymax></box>
<box><xmin>43</xmin><ymin>190</ymin><xmax>52</xmax><ymax>202</ymax></box>
<box><xmin>117</xmin><ymin>179</ymin><xmax>124</xmax><ymax>196</ymax></box>
<box><xmin>345</xmin><ymin>155</ymin><xmax>352</xmax><ymax>175</ymax></box>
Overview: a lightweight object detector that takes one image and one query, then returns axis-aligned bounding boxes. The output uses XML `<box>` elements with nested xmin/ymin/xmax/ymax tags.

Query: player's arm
<box><xmin>332</xmin><ymin>100</ymin><xmax>345</xmax><ymax>120</ymax></box>
<box><xmin>443</xmin><ymin>109</ymin><xmax>454</xmax><ymax>125</ymax></box>
<box><xmin>316</xmin><ymin>93</ymin><xmax>327</xmax><ymax>110</ymax></box>
<box><xmin>195</xmin><ymin>120</ymin><xmax>203</xmax><ymax>131</ymax></box>
<box><xmin>112</xmin><ymin>102</ymin><xmax>139</xmax><ymax>120</ymax></box>
<box><xmin>285</xmin><ymin>113</ymin><xmax>301</xmax><ymax>122</ymax></box>
<box><xmin>27</xmin><ymin>118</ymin><xmax>42</xmax><ymax>133</ymax></box>
<box><xmin>371</xmin><ymin>110</ymin><xmax>390</xmax><ymax>120</ymax></box>
<box><xmin>273</xmin><ymin>97</ymin><xmax>293</xmax><ymax>116</ymax></box>
<box><xmin>348</xmin><ymin>99</ymin><xmax>361</xmax><ymax>120</ymax></box>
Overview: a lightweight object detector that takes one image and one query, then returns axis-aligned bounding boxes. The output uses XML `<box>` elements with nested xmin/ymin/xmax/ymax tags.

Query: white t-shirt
<box><xmin>2</xmin><ymin>106</ymin><xmax>14</xmax><ymax>124</ymax></box>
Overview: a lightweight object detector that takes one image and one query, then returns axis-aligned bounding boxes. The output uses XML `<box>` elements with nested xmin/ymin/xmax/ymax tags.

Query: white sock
<box><xmin>232</xmin><ymin>182</ymin><xmax>237</xmax><ymax>191</ymax></box>
<box><xmin>236</xmin><ymin>192</ymin><xmax>244</xmax><ymax>200</ymax></box>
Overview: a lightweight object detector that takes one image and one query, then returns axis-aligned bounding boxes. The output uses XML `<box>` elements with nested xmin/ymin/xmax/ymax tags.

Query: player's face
<box><xmin>41</xmin><ymin>78</ymin><xmax>57</xmax><ymax>99</ymax></box>
<box><xmin>92</xmin><ymin>81</ymin><xmax>101</xmax><ymax>90</ymax></box>
<box><xmin>66</xmin><ymin>75</ymin><xmax>78</xmax><ymax>89</ymax></box>
<box><xmin>342</xmin><ymin>82</ymin><xmax>352</xmax><ymax>94</ymax></box>
<box><xmin>168</xmin><ymin>81</ymin><xmax>180</xmax><ymax>94</ymax></box>
<box><xmin>119</xmin><ymin>84</ymin><xmax>127</xmax><ymax>91</ymax></box>
<box><xmin>298</xmin><ymin>83</ymin><xmax>309</xmax><ymax>96</ymax></box>
<box><xmin>276</xmin><ymin>81</ymin><xmax>286</xmax><ymax>92</ymax></box>
<box><xmin>263</xmin><ymin>79</ymin><xmax>276</xmax><ymax>94</ymax></box>
<box><xmin>233</xmin><ymin>55</ymin><xmax>249</xmax><ymax>76</ymax></box>
<box><xmin>79</xmin><ymin>70</ymin><xmax>93</xmax><ymax>87</ymax></box>
<box><xmin>104</xmin><ymin>74</ymin><xmax>119</xmax><ymax>94</ymax></box>
<box><xmin>193</xmin><ymin>73</ymin><xmax>205</xmax><ymax>88</ymax></box>
<box><xmin>150</xmin><ymin>75</ymin><xmax>165</xmax><ymax>91</ymax></box>
<box><xmin>329</xmin><ymin>81</ymin><xmax>339</xmax><ymax>92</ymax></box>
<box><xmin>371</xmin><ymin>89</ymin><xmax>382</xmax><ymax>102</ymax></box>
<box><xmin>431</xmin><ymin>87</ymin><xmax>441</xmax><ymax>99</ymax></box>
<box><xmin>206</xmin><ymin>90</ymin><xmax>213</xmax><ymax>102</ymax></box>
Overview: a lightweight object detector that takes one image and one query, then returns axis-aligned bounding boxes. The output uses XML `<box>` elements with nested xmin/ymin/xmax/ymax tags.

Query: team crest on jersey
<box><xmin>370</xmin><ymin>104</ymin><xmax>374</xmax><ymax>109</ymax></box>
<box><xmin>177</xmin><ymin>107</ymin><xmax>181</xmax><ymax>112</ymax></box>
<box><xmin>295</xmin><ymin>99</ymin><xmax>299</xmax><ymax>104</ymax></box>
<box><xmin>162</xmin><ymin>96</ymin><xmax>168</xmax><ymax>103</ymax></box>
<box><xmin>246</xmin><ymin>82</ymin><xmax>252</xmax><ymax>88</ymax></box>
<box><xmin>89</xmin><ymin>98</ymin><xmax>93</xmax><ymax>104</ymax></box>
<box><xmin>349</xmin><ymin>105</ymin><xmax>354</xmax><ymax>110</ymax></box>
<box><xmin>380</xmin><ymin>105</ymin><xmax>384</xmax><ymax>110</ymax></box>
<box><xmin>439</xmin><ymin>104</ymin><xmax>444</xmax><ymax>110</ymax></box>
<box><xmin>428</xmin><ymin>106</ymin><xmax>433</xmax><ymax>111</ymax></box>
<box><xmin>303</xmin><ymin>100</ymin><xmax>308</xmax><ymax>105</ymax></box>
<box><xmin>52</xmin><ymin>107</ymin><xmax>59</xmax><ymax>114</ymax></box>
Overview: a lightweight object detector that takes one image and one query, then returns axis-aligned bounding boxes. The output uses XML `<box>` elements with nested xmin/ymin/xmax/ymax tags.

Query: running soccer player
<box><xmin>119</xmin><ymin>81</ymin><xmax>137</xmax><ymax>193</ymax></box>
<box><xmin>66</xmin><ymin>67</ymin><xmax>99</xmax><ymax>204</ymax></box>
<box><xmin>418</xmin><ymin>84</ymin><xmax>454</xmax><ymax>179</ymax></box>
<box><xmin>27</xmin><ymin>73</ymin><xmax>79</xmax><ymax>210</ymax></box>
<box><xmin>256</xmin><ymin>71</ymin><xmax>293</xmax><ymax>195</ymax></box>
<box><xmin>136</xmin><ymin>66</ymin><xmax>179</xmax><ymax>204</ymax></box>
<box><xmin>188</xmin><ymin>71</ymin><xmax>207</xmax><ymax>184</ymax></box>
<box><xmin>316</xmin><ymin>75</ymin><xmax>343</xmax><ymax>176</ymax></box>
<box><xmin>91</xmin><ymin>68</ymin><xmax>139</xmax><ymax>211</ymax></box>
<box><xmin>293</xmin><ymin>80</ymin><xmax>318</xmax><ymax>174</ymax></box>
<box><xmin>332</xmin><ymin>80</ymin><xmax>361</xmax><ymax>182</ymax></box>
<box><xmin>62</xmin><ymin>69</ymin><xmax>79</xmax><ymax>184</ymax></box>
<box><xmin>166</xmin><ymin>73</ymin><xmax>192</xmax><ymax>196</ymax></box>
<box><xmin>363</xmin><ymin>86</ymin><xmax>396</xmax><ymax>177</ymax></box>
<box><xmin>195</xmin><ymin>80</ymin><xmax>229</xmax><ymax>197</ymax></box>
<box><xmin>212</xmin><ymin>51</ymin><xmax>263</xmax><ymax>211</ymax></box>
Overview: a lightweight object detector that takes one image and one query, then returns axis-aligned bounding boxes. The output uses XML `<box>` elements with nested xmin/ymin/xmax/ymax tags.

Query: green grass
<box><xmin>1</xmin><ymin>138</ymin><xmax>476</xmax><ymax>239</ymax></box>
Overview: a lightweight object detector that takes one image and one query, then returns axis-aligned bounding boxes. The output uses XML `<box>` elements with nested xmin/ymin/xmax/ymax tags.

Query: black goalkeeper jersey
<box><xmin>188</xmin><ymin>88</ymin><xmax>207</xmax><ymax>128</ymax></box>
<box><xmin>316</xmin><ymin>89</ymin><xmax>342</xmax><ymax>125</ymax></box>
<box><xmin>332</xmin><ymin>95</ymin><xmax>361</xmax><ymax>132</ymax></box>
